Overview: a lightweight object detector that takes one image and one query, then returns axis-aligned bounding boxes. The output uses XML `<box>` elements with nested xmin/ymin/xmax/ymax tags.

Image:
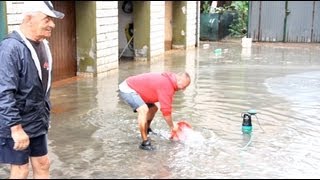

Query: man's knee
<box><xmin>31</xmin><ymin>155</ymin><xmax>50</xmax><ymax>172</ymax></box>
<box><xmin>149</xmin><ymin>105</ymin><xmax>158</xmax><ymax>113</ymax></box>
<box><xmin>136</xmin><ymin>104</ymin><xmax>149</xmax><ymax>114</ymax></box>
<box><xmin>30</xmin><ymin>155</ymin><xmax>50</xmax><ymax>178</ymax></box>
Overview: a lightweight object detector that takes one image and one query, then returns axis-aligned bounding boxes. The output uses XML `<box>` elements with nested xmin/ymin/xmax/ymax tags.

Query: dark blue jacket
<box><xmin>0</xmin><ymin>30</ymin><xmax>53</xmax><ymax>138</ymax></box>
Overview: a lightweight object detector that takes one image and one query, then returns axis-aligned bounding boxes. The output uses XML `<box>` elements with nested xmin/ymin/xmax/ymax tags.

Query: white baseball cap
<box><xmin>23</xmin><ymin>1</ymin><xmax>65</xmax><ymax>19</ymax></box>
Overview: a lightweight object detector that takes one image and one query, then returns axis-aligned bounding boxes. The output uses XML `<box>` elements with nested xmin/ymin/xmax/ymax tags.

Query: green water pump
<box><xmin>241</xmin><ymin>109</ymin><xmax>257</xmax><ymax>133</ymax></box>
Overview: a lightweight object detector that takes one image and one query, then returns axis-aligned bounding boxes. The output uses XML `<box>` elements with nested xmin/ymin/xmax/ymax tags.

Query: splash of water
<box><xmin>172</xmin><ymin>126</ymin><xmax>206</xmax><ymax>147</ymax></box>
<box><xmin>181</xmin><ymin>128</ymin><xmax>205</xmax><ymax>146</ymax></box>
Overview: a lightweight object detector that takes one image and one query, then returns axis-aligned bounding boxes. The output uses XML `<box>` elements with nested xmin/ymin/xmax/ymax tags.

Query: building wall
<box><xmin>5</xmin><ymin>1</ymin><xmax>119</xmax><ymax>78</ymax></box>
<box><xmin>4</xmin><ymin>1</ymin><xmax>199</xmax><ymax>79</ymax></box>
<box><xmin>170</xmin><ymin>1</ymin><xmax>198</xmax><ymax>49</ymax></box>
<box><xmin>5</xmin><ymin>1</ymin><xmax>23</xmax><ymax>33</ymax></box>
<box><xmin>76</xmin><ymin>1</ymin><xmax>119</xmax><ymax>77</ymax></box>
<box><xmin>95</xmin><ymin>1</ymin><xmax>118</xmax><ymax>75</ymax></box>
<box><xmin>186</xmin><ymin>1</ymin><xmax>198</xmax><ymax>49</ymax></box>
<box><xmin>133</xmin><ymin>1</ymin><xmax>150</xmax><ymax>61</ymax></box>
<box><xmin>150</xmin><ymin>1</ymin><xmax>165</xmax><ymax>58</ymax></box>
<box><xmin>76</xmin><ymin>2</ymin><xmax>97</xmax><ymax>76</ymax></box>
<box><xmin>172</xmin><ymin>1</ymin><xmax>186</xmax><ymax>49</ymax></box>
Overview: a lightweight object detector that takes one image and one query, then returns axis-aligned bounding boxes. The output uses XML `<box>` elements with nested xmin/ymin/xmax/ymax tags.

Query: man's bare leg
<box><xmin>136</xmin><ymin>104</ymin><xmax>149</xmax><ymax>141</ymax></box>
<box><xmin>146</xmin><ymin>105</ymin><xmax>158</xmax><ymax>134</ymax></box>
<box><xmin>136</xmin><ymin>104</ymin><xmax>155</xmax><ymax>150</ymax></box>
<box><xmin>10</xmin><ymin>163</ymin><xmax>29</xmax><ymax>179</ymax></box>
<box><xmin>30</xmin><ymin>154</ymin><xmax>50</xmax><ymax>179</ymax></box>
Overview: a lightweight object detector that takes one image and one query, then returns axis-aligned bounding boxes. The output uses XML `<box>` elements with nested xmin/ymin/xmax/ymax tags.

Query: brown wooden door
<box><xmin>48</xmin><ymin>1</ymin><xmax>76</xmax><ymax>82</ymax></box>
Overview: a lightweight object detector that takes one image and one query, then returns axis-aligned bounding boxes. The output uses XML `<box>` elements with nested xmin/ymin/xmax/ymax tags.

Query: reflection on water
<box><xmin>1</xmin><ymin>41</ymin><xmax>320</xmax><ymax>178</ymax></box>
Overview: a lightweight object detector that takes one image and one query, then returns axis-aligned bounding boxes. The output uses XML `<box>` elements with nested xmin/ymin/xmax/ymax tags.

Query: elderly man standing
<box><xmin>119</xmin><ymin>71</ymin><xmax>191</xmax><ymax>150</ymax></box>
<box><xmin>0</xmin><ymin>1</ymin><xmax>64</xmax><ymax>179</ymax></box>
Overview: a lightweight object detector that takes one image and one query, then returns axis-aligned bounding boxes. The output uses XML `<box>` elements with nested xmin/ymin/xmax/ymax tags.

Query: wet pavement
<box><xmin>1</xmin><ymin>40</ymin><xmax>320</xmax><ymax>178</ymax></box>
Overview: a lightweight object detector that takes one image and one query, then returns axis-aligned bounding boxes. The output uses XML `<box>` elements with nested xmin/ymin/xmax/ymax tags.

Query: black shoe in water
<box><xmin>147</xmin><ymin>128</ymin><xmax>153</xmax><ymax>135</ymax></box>
<box><xmin>139</xmin><ymin>139</ymin><xmax>155</xmax><ymax>151</ymax></box>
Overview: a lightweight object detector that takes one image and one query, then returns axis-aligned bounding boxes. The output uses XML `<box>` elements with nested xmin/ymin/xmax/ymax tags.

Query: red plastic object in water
<box><xmin>170</xmin><ymin>121</ymin><xmax>192</xmax><ymax>141</ymax></box>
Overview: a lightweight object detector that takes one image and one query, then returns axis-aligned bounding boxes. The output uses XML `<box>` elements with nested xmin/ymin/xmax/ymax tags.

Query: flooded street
<box><xmin>1</xmin><ymin>40</ymin><xmax>320</xmax><ymax>178</ymax></box>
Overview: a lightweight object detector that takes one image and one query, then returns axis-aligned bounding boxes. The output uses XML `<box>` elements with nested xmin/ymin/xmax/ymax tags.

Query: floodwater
<box><xmin>1</xmin><ymin>40</ymin><xmax>320</xmax><ymax>179</ymax></box>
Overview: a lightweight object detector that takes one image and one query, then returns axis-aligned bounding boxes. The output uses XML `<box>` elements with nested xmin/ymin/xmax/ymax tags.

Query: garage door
<box><xmin>48</xmin><ymin>1</ymin><xmax>77</xmax><ymax>82</ymax></box>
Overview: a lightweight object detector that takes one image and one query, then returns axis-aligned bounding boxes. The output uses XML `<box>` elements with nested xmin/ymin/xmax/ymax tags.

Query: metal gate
<box><xmin>248</xmin><ymin>1</ymin><xmax>320</xmax><ymax>42</ymax></box>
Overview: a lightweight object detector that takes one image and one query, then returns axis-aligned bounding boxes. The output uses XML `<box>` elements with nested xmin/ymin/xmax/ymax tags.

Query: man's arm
<box><xmin>0</xmin><ymin>45</ymin><xmax>29</xmax><ymax>150</ymax></box>
<box><xmin>163</xmin><ymin>115</ymin><xmax>178</xmax><ymax>131</ymax></box>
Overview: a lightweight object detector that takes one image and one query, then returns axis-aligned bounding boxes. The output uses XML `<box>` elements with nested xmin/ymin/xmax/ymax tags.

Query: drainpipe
<box><xmin>283</xmin><ymin>1</ymin><xmax>290</xmax><ymax>42</ymax></box>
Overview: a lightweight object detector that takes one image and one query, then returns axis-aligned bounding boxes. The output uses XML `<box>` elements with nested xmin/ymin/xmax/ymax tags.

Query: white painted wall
<box><xmin>186</xmin><ymin>1</ymin><xmax>198</xmax><ymax>49</ymax></box>
<box><xmin>5</xmin><ymin>1</ymin><xmax>24</xmax><ymax>33</ymax></box>
<box><xmin>150</xmin><ymin>1</ymin><xmax>165</xmax><ymax>58</ymax></box>
<box><xmin>95</xmin><ymin>1</ymin><xmax>119</xmax><ymax>74</ymax></box>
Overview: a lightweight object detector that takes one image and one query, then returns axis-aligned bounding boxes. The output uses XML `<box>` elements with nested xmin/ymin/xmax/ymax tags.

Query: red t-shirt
<box><xmin>126</xmin><ymin>72</ymin><xmax>178</xmax><ymax>116</ymax></box>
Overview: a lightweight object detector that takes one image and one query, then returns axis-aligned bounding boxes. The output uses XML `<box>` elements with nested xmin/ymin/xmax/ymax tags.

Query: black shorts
<box><xmin>0</xmin><ymin>134</ymin><xmax>48</xmax><ymax>165</ymax></box>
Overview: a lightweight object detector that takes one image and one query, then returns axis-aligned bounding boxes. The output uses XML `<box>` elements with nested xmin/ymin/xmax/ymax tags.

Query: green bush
<box><xmin>201</xmin><ymin>1</ymin><xmax>212</xmax><ymax>14</ymax></box>
<box><xmin>228</xmin><ymin>1</ymin><xmax>249</xmax><ymax>38</ymax></box>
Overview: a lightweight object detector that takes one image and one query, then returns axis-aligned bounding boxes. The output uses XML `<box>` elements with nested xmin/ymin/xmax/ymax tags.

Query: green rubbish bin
<box><xmin>219</xmin><ymin>10</ymin><xmax>238</xmax><ymax>39</ymax></box>
<box><xmin>200</xmin><ymin>13</ymin><xmax>220</xmax><ymax>41</ymax></box>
